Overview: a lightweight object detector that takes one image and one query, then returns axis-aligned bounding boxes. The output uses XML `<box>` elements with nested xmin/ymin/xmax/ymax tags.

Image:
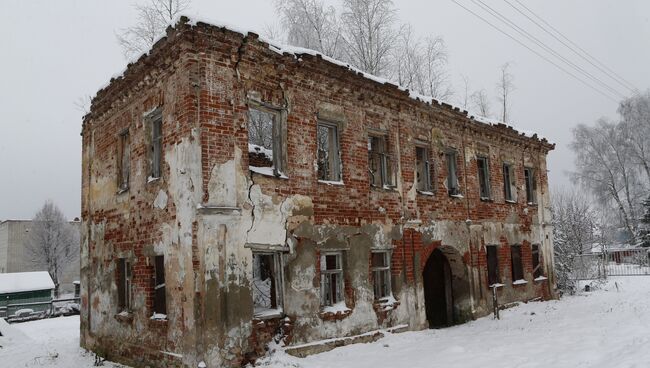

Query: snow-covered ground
<box><xmin>1</xmin><ymin>277</ymin><xmax>649</xmax><ymax>368</ymax></box>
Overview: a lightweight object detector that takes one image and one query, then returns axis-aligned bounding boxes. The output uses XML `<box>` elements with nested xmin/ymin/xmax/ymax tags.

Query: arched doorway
<box><xmin>422</xmin><ymin>249</ymin><xmax>454</xmax><ymax>328</ymax></box>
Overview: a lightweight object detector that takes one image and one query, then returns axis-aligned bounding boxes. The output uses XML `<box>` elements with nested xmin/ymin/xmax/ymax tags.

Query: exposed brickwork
<box><xmin>81</xmin><ymin>18</ymin><xmax>556</xmax><ymax>368</ymax></box>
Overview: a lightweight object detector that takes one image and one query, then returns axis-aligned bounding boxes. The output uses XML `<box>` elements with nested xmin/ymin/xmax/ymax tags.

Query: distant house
<box><xmin>0</xmin><ymin>219</ymin><xmax>80</xmax><ymax>294</ymax></box>
<box><xmin>0</xmin><ymin>271</ymin><xmax>54</xmax><ymax>318</ymax></box>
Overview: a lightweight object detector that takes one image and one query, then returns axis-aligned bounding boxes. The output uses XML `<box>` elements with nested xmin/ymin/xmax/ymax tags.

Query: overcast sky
<box><xmin>1</xmin><ymin>0</ymin><xmax>648</xmax><ymax>220</ymax></box>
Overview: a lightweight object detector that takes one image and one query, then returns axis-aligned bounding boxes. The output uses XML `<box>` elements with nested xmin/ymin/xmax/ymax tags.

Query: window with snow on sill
<box><xmin>322</xmin><ymin>301</ymin><xmax>351</xmax><ymax>314</ymax></box>
<box><xmin>512</xmin><ymin>279</ymin><xmax>528</xmax><ymax>285</ymax></box>
<box><xmin>151</xmin><ymin>313</ymin><xmax>167</xmax><ymax>320</ymax></box>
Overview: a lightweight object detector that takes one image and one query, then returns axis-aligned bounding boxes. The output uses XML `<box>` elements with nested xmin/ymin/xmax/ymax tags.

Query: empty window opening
<box><xmin>153</xmin><ymin>255</ymin><xmax>166</xmax><ymax>316</ymax></box>
<box><xmin>150</xmin><ymin>115</ymin><xmax>162</xmax><ymax>179</ymax></box>
<box><xmin>368</xmin><ymin>135</ymin><xmax>396</xmax><ymax>188</ymax></box>
<box><xmin>510</xmin><ymin>245</ymin><xmax>524</xmax><ymax>282</ymax></box>
<box><xmin>445</xmin><ymin>150</ymin><xmax>461</xmax><ymax>196</ymax></box>
<box><xmin>416</xmin><ymin>146</ymin><xmax>434</xmax><ymax>193</ymax></box>
<box><xmin>117</xmin><ymin>258</ymin><xmax>132</xmax><ymax>312</ymax></box>
<box><xmin>371</xmin><ymin>251</ymin><xmax>392</xmax><ymax>300</ymax></box>
<box><xmin>252</xmin><ymin>252</ymin><xmax>283</xmax><ymax>316</ymax></box>
<box><xmin>117</xmin><ymin>130</ymin><xmax>130</xmax><ymax>192</ymax></box>
<box><xmin>503</xmin><ymin>163</ymin><xmax>514</xmax><ymax>202</ymax></box>
<box><xmin>477</xmin><ymin>156</ymin><xmax>491</xmax><ymax>200</ymax></box>
<box><xmin>532</xmin><ymin>244</ymin><xmax>543</xmax><ymax>279</ymax></box>
<box><xmin>524</xmin><ymin>167</ymin><xmax>537</xmax><ymax>204</ymax></box>
<box><xmin>248</xmin><ymin>108</ymin><xmax>284</xmax><ymax>176</ymax></box>
<box><xmin>486</xmin><ymin>245</ymin><xmax>500</xmax><ymax>286</ymax></box>
<box><xmin>321</xmin><ymin>252</ymin><xmax>344</xmax><ymax>307</ymax></box>
<box><xmin>317</xmin><ymin>122</ymin><xmax>342</xmax><ymax>182</ymax></box>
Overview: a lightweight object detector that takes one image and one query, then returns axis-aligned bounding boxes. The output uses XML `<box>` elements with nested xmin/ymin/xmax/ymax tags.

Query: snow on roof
<box><xmin>93</xmin><ymin>14</ymin><xmax>550</xmax><ymax>144</ymax></box>
<box><xmin>0</xmin><ymin>272</ymin><xmax>55</xmax><ymax>294</ymax></box>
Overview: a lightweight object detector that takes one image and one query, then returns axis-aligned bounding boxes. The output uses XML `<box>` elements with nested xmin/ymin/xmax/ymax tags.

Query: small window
<box><xmin>117</xmin><ymin>130</ymin><xmax>130</xmax><ymax>191</ymax></box>
<box><xmin>153</xmin><ymin>255</ymin><xmax>166</xmax><ymax>316</ymax></box>
<box><xmin>371</xmin><ymin>251</ymin><xmax>392</xmax><ymax>299</ymax></box>
<box><xmin>415</xmin><ymin>146</ymin><xmax>433</xmax><ymax>193</ymax></box>
<box><xmin>532</xmin><ymin>245</ymin><xmax>543</xmax><ymax>278</ymax></box>
<box><xmin>524</xmin><ymin>168</ymin><xmax>537</xmax><ymax>204</ymax></box>
<box><xmin>503</xmin><ymin>163</ymin><xmax>514</xmax><ymax>202</ymax></box>
<box><xmin>317</xmin><ymin>122</ymin><xmax>342</xmax><ymax>181</ymax></box>
<box><xmin>151</xmin><ymin>115</ymin><xmax>163</xmax><ymax>179</ymax></box>
<box><xmin>486</xmin><ymin>245</ymin><xmax>500</xmax><ymax>286</ymax></box>
<box><xmin>248</xmin><ymin>107</ymin><xmax>284</xmax><ymax>175</ymax></box>
<box><xmin>510</xmin><ymin>245</ymin><xmax>524</xmax><ymax>282</ymax></box>
<box><xmin>252</xmin><ymin>252</ymin><xmax>283</xmax><ymax>316</ymax></box>
<box><xmin>477</xmin><ymin>156</ymin><xmax>491</xmax><ymax>200</ymax></box>
<box><xmin>445</xmin><ymin>150</ymin><xmax>461</xmax><ymax>196</ymax></box>
<box><xmin>368</xmin><ymin>135</ymin><xmax>396</xmax><ymax>188</ymax></box>
<box><xmin>117</xmin><ymin>258</ymin><xmax>132</xmax><ymax>311</ymax></box>
<box><xmin>321</xmin><ymin>252</ymin><xmax>344</xmax><ymax>306</ymax></box>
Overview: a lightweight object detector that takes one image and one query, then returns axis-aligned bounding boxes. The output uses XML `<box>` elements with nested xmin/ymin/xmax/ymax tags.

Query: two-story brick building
<box><xmin>80</xmin><ymin>17</ymin><xmax>555</xmax><ymax>368</ymax></box>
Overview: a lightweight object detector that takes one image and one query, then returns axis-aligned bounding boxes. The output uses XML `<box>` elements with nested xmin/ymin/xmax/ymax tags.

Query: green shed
<box><xmin>0</xmin><ymin>271</ymin><xmax>54</xmax><ymax>318</ymax></box>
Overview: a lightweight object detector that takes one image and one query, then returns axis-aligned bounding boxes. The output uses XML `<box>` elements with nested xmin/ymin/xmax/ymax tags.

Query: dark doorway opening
<box><xmin>423</xmin><ymin>249</ymin><xmax>454</xmax><ymax>328</ymax></box>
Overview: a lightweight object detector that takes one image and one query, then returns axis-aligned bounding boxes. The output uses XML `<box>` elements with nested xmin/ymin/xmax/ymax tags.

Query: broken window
<box><xmin>117</xmin><ymin>258</ymin><xmax>132</xmax><ymax>311</ymax></box>
<box><xmin>477</xmin><ymin>156</ymin><xmax>491</xmax><ymax>200</ymax></box>
<box><xmin>150</xmin><ymin>114</ymin><xmax>163</xmax><ymax>179</ymax></box>
<box><xmin>252</xmin><ymin>252</ymin><xmax>283</xmax><ymax>316</ymax></box>
<box><xmin>415</xmin><ymin>146</ymin><xmax>434</xmax><ymax>193</ymax></box>
<box><xmin>153</xmin><ymin>255</ymin><xmax>166</xmax><ymax>316</ymax></box>
<box><xmin>321</xmin><ymin>252</ymin><xmax>344</xmax><ymax>307</ymax></box>
<box><xmin>445</xmin><ymin>150</ymin><xmax>461</xmax><ymax>196</ymax></box>
<box><xmin>486</xmin><ymin>245</ymin><xmax>500</xmax><ymax>286</ymax></box>
<box><xmin>371</xmin><ymin>251</ymin><xmax>391</xmax><ymax>300</ymax></box>
<box><xmin>524</xmin><ymin>167</ymin><xmax>537</xmax><ymax>204</ymax></box>
<box><xmin>510</xmin><ymin>245</ymin><xmax>524</xmax><ymax>282</ymax></box>
<box><xmin>503</xmin><ymin>163</ymin><xmax>514</xmax><ymax>202</ymax></box>
<box><xmin>117</xmin><ymin>130</ymin><xmax>130</xmax><ymax>192</ymax></box>
<box><xmin>368</xmin><ymin>135</ymin><xmax>396</xmax><ymax>188</ymax></box>
<box><xmin>317</xmin><ymin>122</ymin><xmax>342</xmax><ymax>182</ymax></box>
<box><xmin>248</xmin><ymin>107</ymin><xmax>284</xmax><ymax>175</ymax></box>
<box><xmin>532</xmin><ymin>244</ymin><xmax>543</xmax><ymax>279</ymax></box>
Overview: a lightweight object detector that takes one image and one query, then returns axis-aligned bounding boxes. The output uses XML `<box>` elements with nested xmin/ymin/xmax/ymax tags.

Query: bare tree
<box><xmin>551</xmin><ymin>187</ymin><xmax>597</xmax><ymax>293</ymax></box>
<box><xmin>459</xmin><ymin>74</ymin><xmax>470</xmax><ymax>109</ymax></box>
<box><xmin>571</xmin><ymin>119</ymin><xmax>642</xmax><ymax>242</ymax></box>
<box><xmin>116</xmin><ymin>0</ymin><xmax>191</xmax><ymax>59</ymax></box>
<box><xmin>274</xmin><ymin>0</ymin><xmax>344</xmax><ymax>58</ymax></box>
<box><xmin>26</xmin><ymin>201</ymin><xmax>79</xmax><ymax>297</ymax></box>
<box><xmin>391</xmin><ymin>25</ymin><xmax>422</xmax><ymax>90</ymax></box>
<box><xmin>618</xmin><ymin>91</ymin><xmax>650</xmax><ymax>183</ymax></box>
<box><xmin>471</xmin><ymin>89</ymin><xmax>491</xmax><ymax>117</ymax></box>
<box><xmin>496</xmin><ymin>62</ymin><xmax>515</xmax><ymax>123</ymax></box>
<box><xmin>341</xmin><ymin>0</ymin><xmax>399</xmax><ymax>76</ymax></box>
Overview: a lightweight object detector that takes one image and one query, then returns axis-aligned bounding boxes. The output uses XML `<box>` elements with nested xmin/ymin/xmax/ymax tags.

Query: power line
<box><xmin>504</xmin><ymin>0</ymin><xmax>637</xmax><ymax>93</ymax></box>
<box><xmin>449</xmin><ymin>0</ymin><xmax>620</xmax><ymax>102</ymax></box>
<box><xmin>472</xmin><ymin>0</ymin><xmax>626</xmax><ymax>99</ymax></box>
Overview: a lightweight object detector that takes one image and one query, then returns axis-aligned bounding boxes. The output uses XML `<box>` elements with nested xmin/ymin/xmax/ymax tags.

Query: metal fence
<box><xmin>1</xmin><ymin>297</ymin><xmax>80</xmax><ymax>322</ymax></box>
<box><xmin>572</xmin><ymin>248</ymin><xmax>650</xmax><ymax>280</ymax></box>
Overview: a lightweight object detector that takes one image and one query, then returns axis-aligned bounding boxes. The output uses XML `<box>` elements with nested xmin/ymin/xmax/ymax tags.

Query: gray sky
<box><xmin>1</xmin><ymin>0</ymin><xmax>648</xmax><ymax>220</ymax></box>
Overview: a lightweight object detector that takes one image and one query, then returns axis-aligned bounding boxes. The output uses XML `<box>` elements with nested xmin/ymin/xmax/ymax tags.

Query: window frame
<box><xmin>415</xmin><ymin>146</ymin><xmax>434</xmax><ymax>193</ymax></box>
<box><xmin>320</xmin><ymin>252</ymin><xmax>344</xmax><ymax>307</ymax></box>
<box><xmin>503</xmin><ymin>163</ymin><xmax>515</xmax><ymax>202</ymax></box>
<box><xmin>445</xmin><ymin>149</ymin><xmax>461</xmax><ymax>196</ymax></box>
<box><xmin>152</xmin><ymin>255</ymin><xmax>166</xmax><ymax>316</ymax></box>
<box><xmin>117</xmin><ymin>129</ymin><xmax>130</xmax><ymax>192</ymax></box>
<box><xmin>117</xmin><ymin>258</ymin><xmax>132</xmax><ymax>312</ymax></box>
<box><xmin>247</xmin><ymin>104</ymin><xmax>287</xmax><ymax>177</ymax></box>
<box><xmin>486</xmin><ymin>245</ymin><xmax>500</xmax><ymax>286</ymax></box>
<box><xmin>510</xmin><ymin>245</ymin><xmax>524</xmax><ymax>282</ymax></box>
<box><xmin>532</xmin><ymin>244</ymin><xmax>543</xmax><ymax>279</ymax></box>
<box><xmin>371</xmin><ymin>250</ymin><xmax>392</xmax><ymax>300</ymax></box>
<box><xmin>477</xmin><ymin>156</ymin><xmax>491</xmax><ymax>200</ymax></box>
<box><xmin>524</xmin><ymin>167</ymin><xmax>537</xmax><ymax>204</ymax></box>
<box><xmin>145</xmin><ymin>109</ymin><xmax>163</xmax><ymax>181</ymax></box>
<box><xmin>317</xmin><ymin>121</ymin><xmax>343</xmax><ymax>182</ymax></box>
<box><xmin>251</xmin><ymin>251</ymin><xmax>284</xmax><ymax>318</ymax></box>
<box><xmin>368</xmin><ymin>134</ymin><xmax>396</xmax><ymax>189</ymax></box>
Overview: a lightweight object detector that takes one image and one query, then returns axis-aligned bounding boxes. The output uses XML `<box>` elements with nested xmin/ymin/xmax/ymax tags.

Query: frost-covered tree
<box><xmin>618</xmin><ymin>91</ymin><xmax>650</xmax><ymax>183</ymax></box>
<box><xmin>116</xmin><ymin>0</ymin><xmax>191</xmax><ymax>59</ymax></box>
<box><xmin>551</xmin><ymin>188</ymin><xmax>596</xmax><ymax>293</ymax></box>
<box><xmin>496</xmin><ymin>62</ymin><xmax>515</xmax><ymax>123</ymax></box>
<box><xmin>26</xmin><ymin>201</ymin><xmax>79</xmax><ymax>297</ymax></box>
<box><xmin>274</xmin><ymin>0</ymin><xmax>344</xmax><ymax>58</ymax></box>
<box><xmin>639</xmin><ymin>196</ymin><xmax>650</xmax><ymax>247</ymax></box>
<box><xmin>341</xmin><ymin>0</ymin><xmax>399</xmax><ymax>76</ymax></box>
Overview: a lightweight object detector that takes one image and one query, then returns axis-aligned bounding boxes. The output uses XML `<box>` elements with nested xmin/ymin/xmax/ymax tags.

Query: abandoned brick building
<box><xmin>80</xmin><ymin>17</ymin><xmax>556</xmax><ymax>368</ymax></box>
